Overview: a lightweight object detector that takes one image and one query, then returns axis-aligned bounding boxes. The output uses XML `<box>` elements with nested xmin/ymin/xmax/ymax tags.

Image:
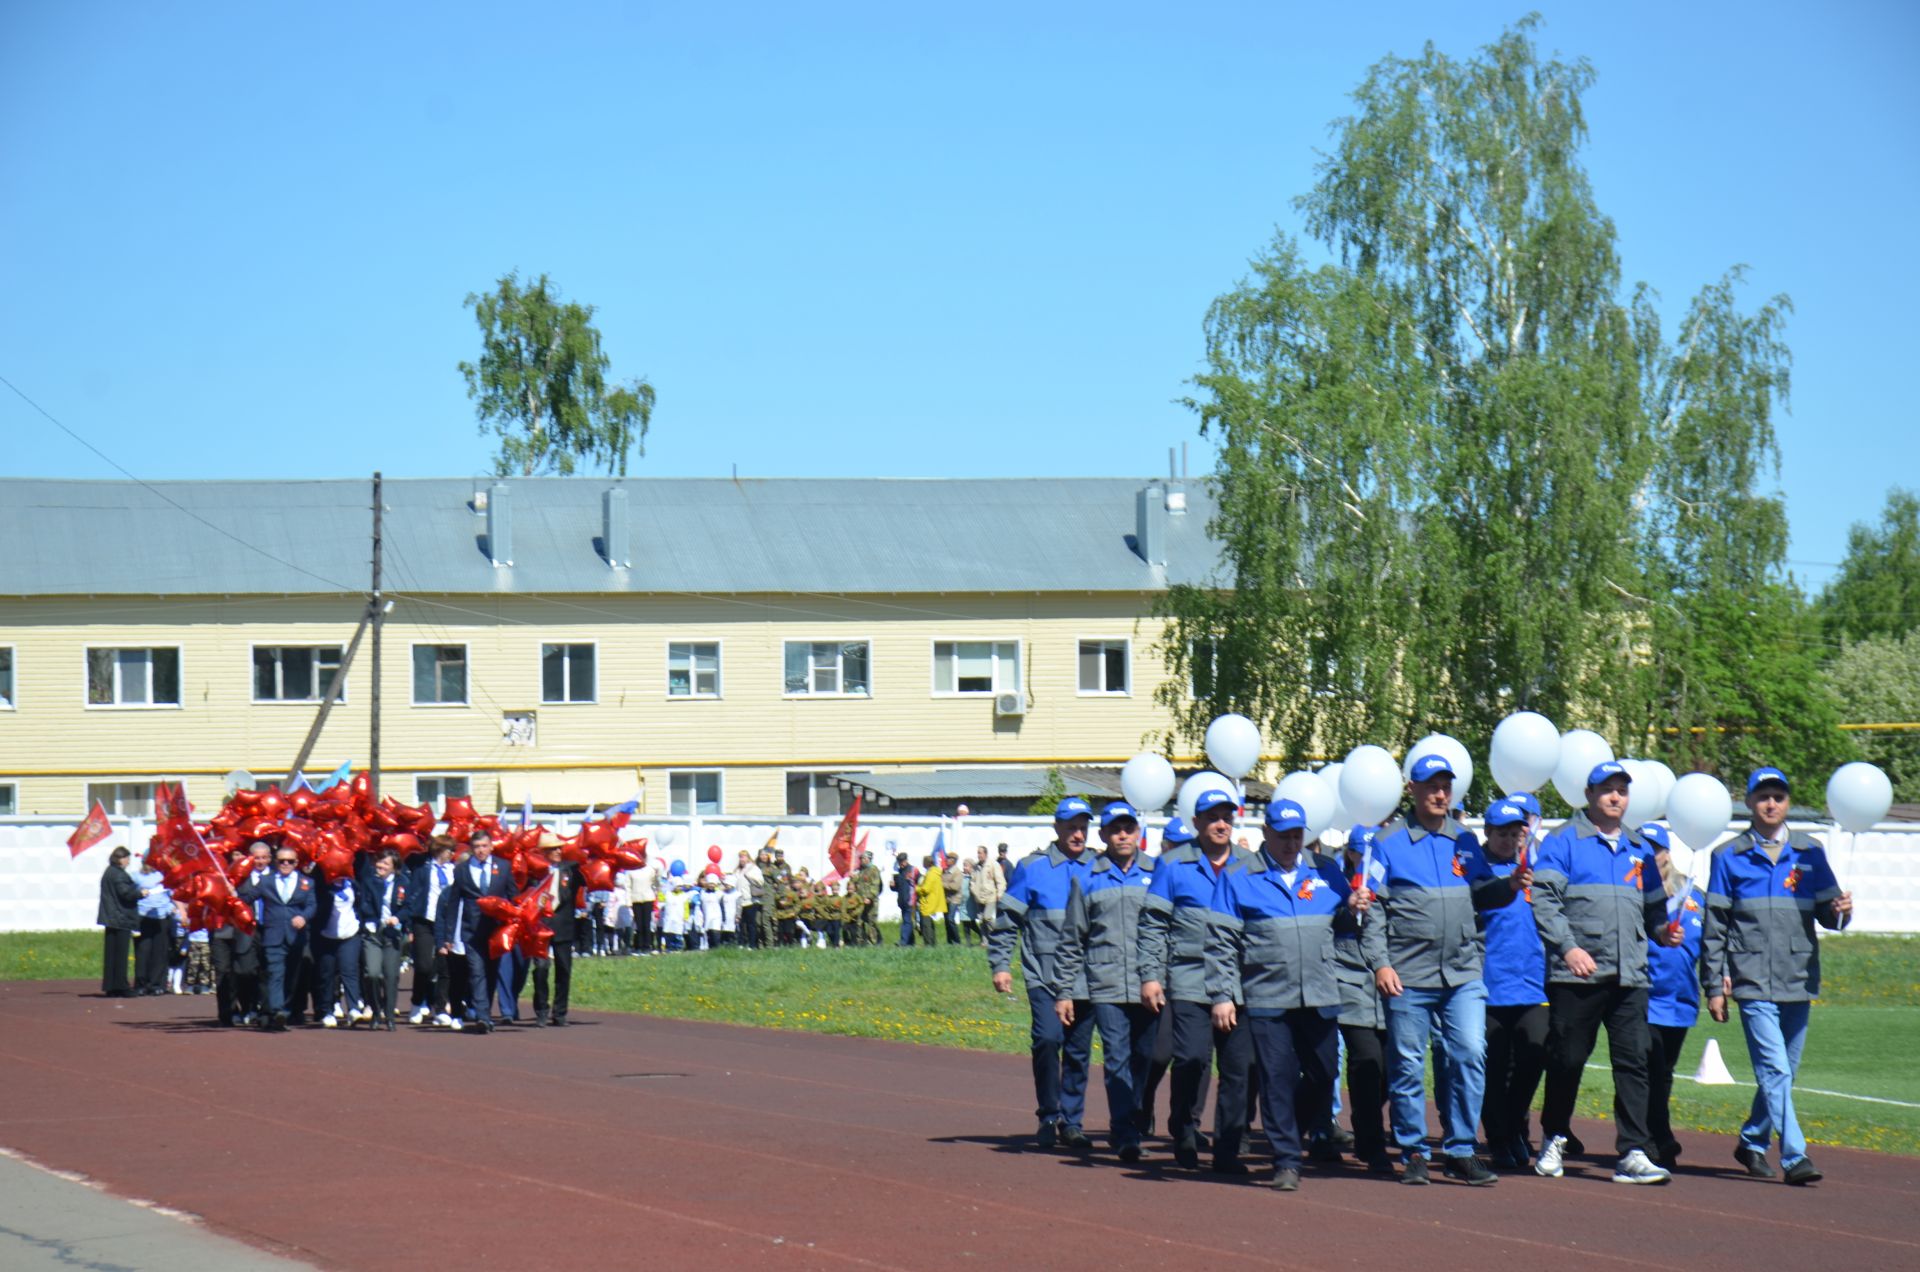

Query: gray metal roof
<box><xmin>0</xmin><ymin>477</ymin><xmax>1224</xmax><ymax>597</ymax></box>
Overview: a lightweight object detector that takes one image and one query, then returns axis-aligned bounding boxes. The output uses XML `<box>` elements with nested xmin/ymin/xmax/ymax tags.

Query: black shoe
<box><xmin>270</xmin><ymin>1012</ymin><xmax>289</xmax><ymax>1031</ymax></box>
<box><xmin>480</xmin><ymin>1019</ymin><xmax>495</xmax><ymax>1034</ymax></box>
<box><xmin>1059</xmin><ymin>1126</ymin><xmax>1092</xmax><ymax>1151</ymax></box>
<box><xmin>1366</xmin><ymin>1153</ymin><xmax>1398</xmax><ymax>1177</ymax></box>
<box><xmin>1564</xmin><ymin>1132</ymin><xmax>1585</xmax><ymax>1156</ymax></box>
<box><xmin>1489</xmin><ymin>1147</ymin><xmax>1520</xmax><ymax>1170</ymax></box>
<box><xmin>1329</xmin><ymin>1126</ymin><xmax>1355</xmax><ymax>1151</ymax></box>
<box><xmin>1401</xmin><ymin>1155</ymin><xmax>1430</xmax><ymax>1186</ymax></box>
<box><xmin>384</xmin><ymin>1019</ymin><xmax>396</xmax><ymax>1032</ymax></box>
<box><xmin>1173</xmin><ymin>1135</ymin><xmax>1200</xmax><ymax>1169</ymax></box>
<box><xmin>1035</xmin><ymin>1121</ymin><xmax>1059</xmax><ymax>1150</ymax></box>
<box><xmin>1194</xmin><ymin>1131</ymin><xmax>1213</xmax><ymax>1153</ymax></box>
<box><xmin>551</xmin><ymin>1016</ymin><xmax>568</xmax><ymax>1027</ymax></box>
<box><xmin>1442</xmin><ymin>1154</ymin><xmax>1497</xmax><ymax>1186</ymax></box>
<box><xmin>1306</xmin><ymin>1137</ymin><xmax>1342</xmax><ymax>1164</ymax></box>
<box><xmin>532</xmin><ymin>1015</ymin><xmax>547</xmax><ymax>1028</ymax></box>
<box><xmin>1656</xmin><ymin>1141</ymin><xmax>1682</xmax><ymax>1170</ymax></box>
<box><xmin>1270</xmin><ymin>1167</ymin><xmax>1301</xmax><ymax>1191</ymax></box>
<box><xmin>1733</xmin><ymin>1145</ymin><xmax>1777</xmax><ymax>1179</ymax></box>
<box><xmin>1209</xmin><ymin>1158</ymin><xmax>1250</xmax><ymax>1177</ymax></box>
<box><xmin>1783</xmin><ymin>1158</ymin><xmax>1823</xmax><ymax>1186</ymax></box>
<box><xmin>1117</xmin><ymin>1143</ymin><xmax>1143</xmax><ymax>1164</ymax></box>
<box><xmin>1507</xmin><ymin>1136</ymin><xmax>1534</xmax><ymax>1169</ymax></box>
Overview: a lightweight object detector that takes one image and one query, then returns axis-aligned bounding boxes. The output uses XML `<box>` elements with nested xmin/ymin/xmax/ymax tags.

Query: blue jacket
<box><xmin>1135</xmin><ymin>843</ymin><xmax>1257</xmax><ymax>1004</ymax></box>
<box><xmin>435</xmin><ymin>855</ymin><xmax>516</xmax><ymax>947</ymax></box>
<box><xmin>1649</xmin><ymin>883</ymin><xmax>1706</xmax><ymax>1026</ymax></box>
<box><xmin>244</xmin><ymin>869</ymin><xmax>318</xmax><ymax>948</ymax></box>
<box><xmin>1701</xmin><ymin>830</ymin><xmax>1847</xmax><ymax>1002</ymax></box>
<box><xmin>1530</xmin><ymin>811</ymin><xmax>1668</xmax><ymax>988</ymax></box>
<box><xmin>1358</xmin><ymin>815</ymin><xmax>1510</xmax><ymax>989</ymax></box>
<box><xmin>1204</xmin><ymin>849</ymin><xmax>1353</xmax><ymax>1013</ymax></box>
<box><xmin>1480</xmin><ymin>858</ymin><xmax>1546</xmax><ymax>1008</ymax></box>
<box><xmin>987</xmin><ymin>844</ymin><xmax>1094</xmax><ymax>999</ymax></box>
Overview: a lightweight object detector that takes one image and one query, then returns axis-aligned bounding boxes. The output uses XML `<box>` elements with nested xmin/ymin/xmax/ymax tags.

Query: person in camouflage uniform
<box><xmin>755</xmin><ymin>847</ymin><xmax>779</xmax><ymax>949</ymax></box>
<box><xmin>851</xmin><ymin>850</ymin><xmax>884</xmax><ymax>946</ymax></box>
<box><xmin>773</xmin><ymin>873</ymin><xmax>801</xmax><ymax>946</ymax></box>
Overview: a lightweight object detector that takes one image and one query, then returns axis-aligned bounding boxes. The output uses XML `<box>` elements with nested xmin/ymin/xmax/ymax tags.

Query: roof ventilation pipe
<box><xmin>486</xmin><ymin>482</ymin><xmax>512</xmax><ymax>566</ymax></box>
<box><xmin>602</xmin><ymin>487</ymin><xmax>630</xmax><ymax>569</ymax></box>
<box><xmin>1136</xmin><ymin>482</ymin><xmax>1167</xmax><ymax>566</ymax></box>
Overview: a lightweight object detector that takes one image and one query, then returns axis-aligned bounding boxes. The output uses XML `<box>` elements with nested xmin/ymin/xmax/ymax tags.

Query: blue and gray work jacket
<box><xmin>1358</xmin><ymin>815</ymin><xmax>1511</xmax><ymax>989</ymax></box>
<box><xmin>1052</xmin><ymin>852</ymin><xmax>1157</xmax><ymax>1004</ymax></box>
<box><xmin>1701</xmin><ymin>830</ymin><xmax>1847</xmax><ymax>1003</ymax></box>
<box><xmin>1204</xmin><ymin>849</ymin><xmax>1355</xmax><ymax>1013</ymax></box>
<box><xmin>988</xmin><ymin>844</ymin><xmax>1094</xmax><ymax>1000</ymax></box>
<box><xmin>1136</xmin><ymin>843</ymin><xmax>1257</xmax><ymax>1004</ymax></box>
<box><xmin>1530</xmin><ymin>810</ymin><xmax>1669</xmax><ymax>988</ymax></box>
<box><xmin>1649</xmin><ymin>882</ymin><xmax>1706</xmax><ymax>1027</ymax></box>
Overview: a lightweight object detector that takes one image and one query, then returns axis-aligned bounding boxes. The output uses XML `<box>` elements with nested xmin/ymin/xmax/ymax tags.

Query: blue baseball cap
<box><xmin>1506</xmin><ymin>791</ymin><xmax>1542</xmax><ymax>818</ymax></box>
<box><xmin>1409</xmin><ymin>754</ymin><xmax>1456</xmax><ymax>783</ymax></box>
<box><xmin>1054</xmin><ymin>797</ymin><xmax>1093</xmax><ymax>821</ymax></box>
<box><xmin>1747</xmin><ymin>766</ymin><xmax>1791</xmax><ymax>794</ymax></box>
<box><xmin>1485</xmin><ymin>800</ymin><xmax>1528</xmax><ymax>828</ymax></box>
<box><xmin>1161</xmin><ymin>816</ymin><xmax>1197</xmax><ymax>845</ymax></box>
<box><xmin>1191</xmin><ymin>788</ymin><xmax>1237</xmax><ymax>816</ymax></box>
<box><xmin>1263</xmin><ymin>799</ymin><xmax>1307</xmax><ymax>832</ymax></box>
<box><xmin>1347</xmin><ymin>825</ymin><xmax>1378</xmax><ymax>852</ymax></box>
<box><xmin>1639</xmin><ymin>822</ymin><xmax>1672</xmax><ymax>849</ymax></box>
<box><xmin>1586</xmin><ymin>761</ymin><xmax>1630</xmax><ymax>787</ymax></box>
<box><xmin>1100</xmin><ymin>800</ymin><xmax>1140</xmax><ymax>828</ymax></box>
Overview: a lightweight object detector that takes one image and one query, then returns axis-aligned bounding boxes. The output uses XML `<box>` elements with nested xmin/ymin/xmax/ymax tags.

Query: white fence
<box><xmin>4</xmin><ymin>816</ymin><xmax>1918</xmax><ymax>935</ymax></box>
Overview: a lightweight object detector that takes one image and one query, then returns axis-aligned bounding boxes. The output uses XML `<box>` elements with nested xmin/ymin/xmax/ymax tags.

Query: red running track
<box><xmin>1</xmin><ymin>983</ymin><xmax>1916</xmax><ymax>1271</ymax></box>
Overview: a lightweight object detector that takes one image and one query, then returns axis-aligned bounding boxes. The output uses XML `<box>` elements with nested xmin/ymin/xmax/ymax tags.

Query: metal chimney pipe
<box><xmin>487</xmin><ymin>482</ymin><xmax>512</xmax><ymax>566</ymax></box>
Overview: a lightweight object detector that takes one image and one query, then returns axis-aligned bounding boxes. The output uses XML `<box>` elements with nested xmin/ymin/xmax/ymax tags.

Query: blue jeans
<box><xmin>1385</xmin><ymin>980</ymin><xmax>1487</xmax><ymax>1158</ymax></box>
<box><xmin>1092</xmin><ymin>1002</ymin><xmax>1157</xmax><ymax>1148</ymax></box>
<box><xmin>1028</xmin><ymin>988</ymin><xmax>1093</xmax><ymax>1130</ymax></box>
<box><xmin>1738</xmin><ymin>1000</ymin><xmax>1811</xmax><ymax>1167</ymax></box>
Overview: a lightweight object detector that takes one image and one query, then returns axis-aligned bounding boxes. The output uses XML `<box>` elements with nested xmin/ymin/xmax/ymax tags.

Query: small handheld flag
<box><xmin>68</xmin><ymin>801</ymin><xmax>112</xmax><ymax>859</ymax></box>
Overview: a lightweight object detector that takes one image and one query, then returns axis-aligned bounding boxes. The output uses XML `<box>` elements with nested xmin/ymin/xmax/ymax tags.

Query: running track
<box><xmin>1</xmin><ymin>983</ymin><xmax>1915</xmax><ymax>1271</ymax></box>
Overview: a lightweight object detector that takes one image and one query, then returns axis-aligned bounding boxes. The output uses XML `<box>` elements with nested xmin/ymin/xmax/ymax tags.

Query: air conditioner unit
<box><xmin>994</xmin><ymin>692</ymin><xmax>1025</xmax><ymax>717</ymax></box>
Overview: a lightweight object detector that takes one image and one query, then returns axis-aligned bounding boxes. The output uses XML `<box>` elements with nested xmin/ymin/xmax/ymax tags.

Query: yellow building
<box><xmin>0</xmin><ymin>476</ymin><xmax>1220</xmax><ymax>818</ymax></box>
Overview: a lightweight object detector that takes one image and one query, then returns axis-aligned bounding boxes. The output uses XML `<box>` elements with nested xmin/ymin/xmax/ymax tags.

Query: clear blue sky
<box><xmin>4</xmin><ymin>1</ymin><xmax>1915</xmax><ymax>589</ymax></box>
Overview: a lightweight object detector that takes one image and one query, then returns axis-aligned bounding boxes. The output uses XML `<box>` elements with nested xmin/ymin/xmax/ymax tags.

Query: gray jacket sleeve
<box><xmin>1136</xmin><ymin>891</ymin><xmax>1174</xmax><ymax>986</ymax></box>
<box><xmin>1202</xmin><ymin>910</ymin><xmax>1244</xmax><ymax>1006</ymax></box>
<box><xmin>1530</xmin><ymin>838</ymin><xmax>1578</xmax><ymax>959</ymax></box>
<box><xmin>1357</xmin><ymin>881</ymin><xmax>1389</xmax><ymax>972</ymax></box>
<box><xmin>986</xmin><ymin>892</ymin><xmax>1026</xmax><ymax>978</ymax></box>
<box><xmin>1051</xmin><ymin>880</ymin><xmax>1089</xmax><ymax>1002</ymax></box>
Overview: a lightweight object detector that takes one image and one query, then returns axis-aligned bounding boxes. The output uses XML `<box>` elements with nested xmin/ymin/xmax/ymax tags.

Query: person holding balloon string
<box><xmin>1639</xmin><ymin>821</ymin><xmax>1703</xmax><ymax>1170</ymax></box>
<box><xmin>1328</xmin><ymin>825</ymin><xmax>1394</xmax><ymax>1174</ymax></box>
<box><xmin>1475</xmin><ymin>799</ymin><xmax>1550</xmax><ymax>1172</ymax></box>
<box><xmin>1701</xmin><ymin>766</ymin><xmax>1854</xmax><ymax>1186</ymax></box>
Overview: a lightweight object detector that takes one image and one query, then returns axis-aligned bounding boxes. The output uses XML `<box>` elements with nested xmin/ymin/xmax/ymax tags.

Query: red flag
<box><xmin>826</xmin><ymin>795</ymin><xmax>863</xmax><ymax>880</ymax></box>
<box><xmin>67</xmin><ymin>801</ymin><xmax>112</xmax><ymax>859</ymax></box>
<box><xmin>156</xmin><ymin>781</ymin><xmax>193</xmax><ymax>825</ymax></box>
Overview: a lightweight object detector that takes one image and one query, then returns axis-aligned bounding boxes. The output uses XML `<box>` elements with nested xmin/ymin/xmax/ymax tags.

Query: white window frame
<box><xmin>1077</xmin><ymin>637</ymin><xmax>1133</xmax><ymax>697</ymax></box>
<box><xmin>781</xmin><ymin>638</ymin><xmax>874</xmax><ymax>699</ymax></box>
<box><xmin>410</xmin><ymin>642</ymin><xmax>470</xmax><ymax>707</ymax></box>
<box><xmin>414</xmin><ymin>773</ymin><xmax>471</xmax><ymax>814</ymax></box>
<box><xmin>929</xmin><ymin>638</ymin><xmax>1024</xmax><ymax>698</ymax></box>
<box><xmin>667</xmin><ymin>769</ymin><xmax>725</xmax><ymax>816</ymax></box>
<box><xmin>85</xmin><ymin>780</ymin><xmax>165</xmax><ymax>818</ymax></box>
<box><xmin>785</xmin><ymin>770</ymin><xmax>862</xmax><ymax>816</ymax></box>
<box><xmin>665</xmin><ymin>639</ymin><xmax>724</xmax><ymax>700</ymax></box>
<box><xmin>0</xmin><ymin>645</ymin><xmax>13</xmax><ymax>709</ymax></box>
<box><xmin>83</xmin><ymin>646</ymin><xmax>183</xmax><ymax>710</ymax></box>
<box><xmin>0</xmin><ymin>781</ymin><xmax>16</xmax><ymax>815</ymax></box>
<box><xmin>249</xmin><ymin>642</ymin><xmax>347</xmax><ymax>705</ymax></box>
<box><xmin>540</xmin><ymin>641</ymin><xmax>598</xmax><ymax>705</ymax></box>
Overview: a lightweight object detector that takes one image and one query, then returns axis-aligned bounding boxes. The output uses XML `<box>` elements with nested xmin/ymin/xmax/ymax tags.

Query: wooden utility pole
<box><xmin>370</xmin><ymin>471</ymin><xmax>384</xmax><ymax>801</ymax></box>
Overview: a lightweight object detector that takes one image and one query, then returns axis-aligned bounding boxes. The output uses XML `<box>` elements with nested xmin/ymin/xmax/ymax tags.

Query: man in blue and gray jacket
<box><xmin>989</xmin><ymin>797</ymin><xmax>1097</xmax><ymax>1150</ymax></box>
<box><xmin>1137</xmin><ymin>788</ymin><xmax>1257</xmax><ymax>1171</ymax></box>
<box><xmin>1702</xmin><ymin>766</ymin><xmax>1852</xmax><ymax>1186</ymax></box>
<box><xmin>1053</xmin><ymin>801</ymin><xmax>1158</xmax><ymax>1161</ymax></box>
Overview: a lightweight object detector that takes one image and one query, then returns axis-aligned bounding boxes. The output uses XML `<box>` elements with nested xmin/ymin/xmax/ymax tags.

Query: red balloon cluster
<box><xmin>143</xmin><ymin>777</ymin><xmax>648</xmax><ymax>938</ymax></box>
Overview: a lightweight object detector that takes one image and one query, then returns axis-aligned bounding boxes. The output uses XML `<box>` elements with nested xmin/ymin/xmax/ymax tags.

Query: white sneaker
<box><xmin>410</xmin><ymin>1007</ymin><xmax>431</xmax><ymax>1025</ymax></box>
<box><xmin>1612</xmin><ymin>1149</ymin><xmax>1672</xmax><ymax>1185</ymax></box>
<box><xmin>448</xmin><ymin>1018</ymin><xmax>463</xmax><ymax>1032</ymax></box>
<box><xmin>354</xmin><ymin>1003</ymin><xmax>373</xmax><ymax>1023</ymax></box>
<box><xmin>431</xmin><ymin>1012</ymin><xmax>454</xmax><ymax>1028</ymax></box>
<box><xmin>322</xmin><ymin>1013</ymin><xmax>339</xmax><ymax>1029</ymax></box>
<box><xmin>1535</xmin><ymin>1134</ymin><xmax>1567</xmax><ymax>1178</ymax></box>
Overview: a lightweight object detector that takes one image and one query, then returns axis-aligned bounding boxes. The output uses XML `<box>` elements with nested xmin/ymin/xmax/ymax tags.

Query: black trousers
<box><xmin>211</xmin><ymin>932</ymin><xmax>259</xmax><ymax>1023</ymax></box>
<box><xmin>1484</xmin><ymin>1003</ymin><xmax>1550</xmax><ymax>1150</ymax></box>
<box><xmin>1647</xmin><ymin>1023</ymin><xmax>1690</xmax><ymax>1154</ymax></box>
<box><xmin>1248</xmin><ymin>1010</ymin><xmax>1339</xmax><ymax>1171</ymax></box>
<box><xmin>409</xmin><ymin>919</ymin><xmax>445</xmax><ymax>1012</ymax></box>
<box><xmin>632</xmin><ymin>904</ymin><xmax>655</xmax><ymax>952</ymax></box>
<box><xmin>1339</xmin><ymin>1022</ymin><xmax>1390</xmax><ymax>1161</ymax></box>
<box><xmin>1139</xmin><ymin>1000</ymin><xmax>1175</xmax><ymax>1132</ymax></box>
<box><xmin>1543</xmin><ymin>982</ymin><xmax>1653</xmax><ymax>1156</ymax></box>
<box><xmin>134</xmin><ymin>916</ymin><xmax>170</xmax><ymax>991</ymax></box>
<box><xmin>533</xmin><ymin>944</ymin><xmax>574</xmax><ymax>1019</ymax></box>
<box><xmin>1168</xmin><ymin>999</ymin><xmax>1253</xmax><ymax>1162</ymax></box>
<box><xmin>101</xmin><ymin>926</ymin><xmax>133</xmax><ymax>994</ymax></box>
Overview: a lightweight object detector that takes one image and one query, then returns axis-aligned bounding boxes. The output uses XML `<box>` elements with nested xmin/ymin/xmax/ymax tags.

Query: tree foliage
<box><xmin>1160</xmin><ymin>16</ymin><xmax>1840</xmax><ymax>784</ymax></box>
<box><xmin>1826</xmin><ymin>632</ymin><xmax>1920</xmax><ymax>802</ymax></box>
<box><xmin>1819</xmin><ymin>488</ymin><xmax>1920</xmax><ymax>644</ymax></box>
<box><xmin>460</xmin><ymin>272</ymin><xmax>655</xmax><ymax>477</ymax></box>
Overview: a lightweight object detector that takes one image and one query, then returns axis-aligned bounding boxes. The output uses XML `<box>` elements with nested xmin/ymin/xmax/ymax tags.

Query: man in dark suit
<box><xmin>356</xmin><ymin>849</ymin><xmax>410</xmax><ymax>1031</ymax></box>
<box><xmin>407</xmin><ymin>840</ymin><xmax>456</xmax><ymax>1024</ymax></box>
<box><xmin>437</xmin><ymin>829</ymin><xmax>515</xmax><ymax>1032</ymax></box>
<box><xmin>243</xmin><ymin>846</ymin><xmax>317</xmax><ymax>1030</ymax></box>
<box><xmin>212</xmin><ymin>844</ymin><xmax>269</xmax><ymax>1025</ymax></box>
<box><xmin>533</xmin><ymin>836</ymin><xmax>584</xmax><ymax>1027</ymax></box>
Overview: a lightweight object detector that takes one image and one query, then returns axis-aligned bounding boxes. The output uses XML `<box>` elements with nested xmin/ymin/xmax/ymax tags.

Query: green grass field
<box><xmin>9</xmin><ymin>927</ymin><xmax>1915</xmax><ymax>1154</ymax></box>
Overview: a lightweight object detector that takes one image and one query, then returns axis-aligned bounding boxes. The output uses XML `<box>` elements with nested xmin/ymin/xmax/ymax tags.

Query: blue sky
<box><xmin>3</xmin><ymin>1</ymin><xmax>1914</xmax><ymax>590</ymax></box>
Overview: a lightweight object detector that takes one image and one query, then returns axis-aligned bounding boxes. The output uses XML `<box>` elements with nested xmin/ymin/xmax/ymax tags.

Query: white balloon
<box><xmin>1339</xmin><ymin>745</ymin><xmax>1403</xmax><ymax>826</ymax></box>
<box><xmin>1404</xmin><ymin>733</ymin><xmax>1474</xmax><ymax>806</ymax></box>
<box><xmin>1318</xmin><ymin>762</ymin><xmax>1350</xmax><ymax>831</ymax></box>
<box><xmin>1120</xmin><ymin>753</ymin><xmax>1178</xmax><ymax>812</ymax></box>
<box><xmin>1204</xmin><ymin>714</ymin><xmax>1263</xmax><ymax>779</ymax></box>
<box><xmin>1620</xmin><ymin>759</ymin><xmax>1674</xmax><ymax>828</ymax></box>
<box><xmin>1668</xmin><ymin>772</ymin><xmax>1733</xmax><ymax>852</ymax></box>
<box><xmin>1177</xmin><ymin>770</ymin><xmax>1240</xmax><ymax>822</ymax></box>
<box><xmin>1551</xmin><ymin>729</ymin><xmax>1616</xmax><ymax>808</ymax></box>
<box><xmin>1827</xmin><ymin>762</ymin><xmax>1893</xmax><ymax>833</ymax></box>
<box><xmin>1642</xmin><ymin>761</ymin><xmax>1676</xmax><ymax>821</ymax></box>
<box><xmin>1490</xmin><ymin>711</ymin><xmax>1561</xmax><ymax>796</ymax></box>
<box><xmin>1276</xmin><ymin>771</ymin><xmax>1337</xmax><ymax>841</ymax></box>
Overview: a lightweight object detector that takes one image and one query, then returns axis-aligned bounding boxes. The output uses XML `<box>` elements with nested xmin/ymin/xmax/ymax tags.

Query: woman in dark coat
<box><xmin>97</xmin><ymin>847</ymin><xmax>144</xmax><ymax>997</ymax></box>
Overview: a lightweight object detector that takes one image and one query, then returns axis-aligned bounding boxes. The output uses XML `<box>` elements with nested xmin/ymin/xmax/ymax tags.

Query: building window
<box><xmin>1078</xmin><ymin>639</ymin><xmax>1131</xmax><ymax>695</ymax></box>
<box><xmin>1189</xmin><ymin>639</ymin><xmax>1219</xmax><ymax>699</ymax></box>
<box><xmin>932</xmin><ymin>641</ymin><xmax>1020</xmax><ymax>696</ymax></box>
<box><xmin>0</xmin><ymin>647</ymin><xmax>13</xmax><ymax>707</ymax></box>
<box><xmin>667</xmin><ymin>642</ymin><xmax>721</xmax><ymax>698</ymax></box>
<box><xmin>541</xmin><ymin>643</ymin><xmax>596</xmax><ymax>703</ymax></box>
<box><xmin>783</xmin><ymin>641</ymin><xmax>870</xmax><ymax>697</ymax></box>
<box><xmin>0</xmin><ymin>782</ymin><xmax>15</xmax><ymax>815</ymax></box>
<box><xmin>86</xmin><ymin>781</ymin><xmax>157</xmax><ymax>817</ymax></box>
<box><xmin>786</xmin><ymin>772</ymin><xmax>853</xmax><ymax>816</ymax></box>
<box><xmin>86</xmin><ymin>648</ymin><xmax>180</xmax><ymax>707</ymax></box>
<box><xmin>415</xmin><ymin>774</ymin><xmax>470</xmax><ymax>812</ymax></box>
<box><xmin>252</xmin><ymin>645</ymin><xmax>344</xmax><ymax>702</ymax></box>
<box><xmin>669</xmin><ymin>770</ymin><xmax>723</xmax><ymax>815</ymax></box>
<box><xmin>412</xmin><ymin>644</ymin><xmax>468</xmax><ymax>705</ymax></box>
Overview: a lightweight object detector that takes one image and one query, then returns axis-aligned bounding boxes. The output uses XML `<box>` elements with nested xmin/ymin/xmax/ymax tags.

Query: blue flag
<box><xmin>313</xmin><ymin>760</ymin><xmax>352</xmax><ymax>793</ymax></box>
<box><xmin>287</xmin><ymin>770</ymin><xmax>312</xmax><ymax>794</ymax></box>
<box><xmin>931</xmin><ymin>828</ymin><xmax>947</xmax><ymax>870</ymax></box>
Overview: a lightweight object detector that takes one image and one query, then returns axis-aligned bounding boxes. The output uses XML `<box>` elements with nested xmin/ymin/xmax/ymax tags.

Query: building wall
<box><xmin>0</xmin><ymin>590</ymin><xmax>1190</xmax><ymax>817</ymax></box>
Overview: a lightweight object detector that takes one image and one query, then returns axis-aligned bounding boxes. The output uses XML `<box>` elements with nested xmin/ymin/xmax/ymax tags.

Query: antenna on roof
<box><xmin>1182</xmin><ymin>442</ymin><xmax>1189</xmax><ymax>479</ymax></box>
<box><xmin>1168</xmin><ymin>447</ymin><xmax>1176</xmax><ymax>480</ymax></box>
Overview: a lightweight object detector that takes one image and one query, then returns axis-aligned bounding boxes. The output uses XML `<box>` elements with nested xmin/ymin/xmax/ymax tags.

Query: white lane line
<box><xmin>1580</xmin><ymin>1063</ymin><xmax>1920</xmax><ymax>1109</ymax></box>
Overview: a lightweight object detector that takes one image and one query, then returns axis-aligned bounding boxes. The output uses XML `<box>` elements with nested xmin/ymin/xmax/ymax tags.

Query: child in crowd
<box><xmin>185</xmin><ymin>921</ymin><xmax>214</xmax><ymax>994</ymax></box>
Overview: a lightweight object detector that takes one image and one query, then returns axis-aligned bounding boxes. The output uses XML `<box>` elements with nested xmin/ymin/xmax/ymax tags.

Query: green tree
<box><xmin>1161</xmin><ymin>17</ymin><xmax>1813</xmax><ymax>779</ymax></box>
<box><xmin>1027</xmin><ymin>767</ymin><xmax>1068</xmax><ymax>816</ymax></box>
<box><xmin>1826</xmin><ymin>632</ymin><xmax>1920</xmax><ymax>802</ymax></box>
<box><xmin>1819</xmin><ymin>489</ymin><xmax>1920</xmax><ymax>644</ymax></box>
<box><xmin>460</xmin><ymin>272</ymin><xmax>655</xmax><ymax>477</ymax></box>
